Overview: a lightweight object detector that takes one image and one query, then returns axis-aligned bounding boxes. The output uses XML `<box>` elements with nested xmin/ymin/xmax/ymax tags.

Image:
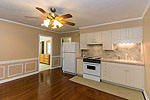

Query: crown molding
<box><xmin>142</xmin><ymin>0</ymin><xmax>150</xmax><ymax>18</ymax></box>
<box><xmin>60</xmin><ymin>30</ymin><xmax>80</xmax><ymax>34</ymax></box>
<box><xmin>0</xmin><ymin>17</ymin><xmax>60</xmax><ymax>34</ymax></box>
<box><xmin>79</xmin><ymin>17</ymin><xmax>143</xmax><ymax>30</ymax></box>
<box><xmin>143</xmin><ymin>90</ymin><xmax>150</xmax><ymax>100</ymax></box>
<box><xmin>0</xmin><ymin>58</ymin><xmax>38</xmax><ymax>65</ymax></box>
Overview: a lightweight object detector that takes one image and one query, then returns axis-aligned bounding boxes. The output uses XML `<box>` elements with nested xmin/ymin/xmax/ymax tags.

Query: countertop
<box><xmin>76</xmin><ymin>57</ymin><xmax>144</xmax><ymax>66</ymax></box>
<box><xmin>101</xmin><ymin>59</ymin><xmax>145</xmax><ymax>66</ymax></box>
<box><xmin>76</xmin><ymin>57</ymin><xmax>83</xmax><ymax>59</ymax></box>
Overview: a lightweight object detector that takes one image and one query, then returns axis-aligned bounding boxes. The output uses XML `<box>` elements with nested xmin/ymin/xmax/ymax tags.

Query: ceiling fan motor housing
<box><xmin>50</xmin><ymin>8</ymin><xmax>56</xmax><ymax>13</ymax></box>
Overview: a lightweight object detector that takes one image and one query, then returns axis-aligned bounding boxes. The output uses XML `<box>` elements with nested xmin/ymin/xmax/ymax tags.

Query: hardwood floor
<box><xmin>0</xmin><ymin>68</ymin><xmax>127</xmax><ymax>100</ymax></box>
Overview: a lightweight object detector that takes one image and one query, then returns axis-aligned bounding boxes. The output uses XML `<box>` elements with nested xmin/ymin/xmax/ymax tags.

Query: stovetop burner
<box><xmin>84</xmin><ymin>57</ymin><xmax>101</xmax><ymax>59</ymax></box>
<box><xmin>83</xmin><ymin>57</ymin><xmax>101</xmax><ymax>64</ymax></box>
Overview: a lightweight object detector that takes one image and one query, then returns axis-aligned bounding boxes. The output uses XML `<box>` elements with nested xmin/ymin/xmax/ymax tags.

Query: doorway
<box><xmin>60</xmin><ymin>37</ymin><xmax>72</xmax><ymax>67</ymax></box>
<box><xmin>39</xmin><ymin>35</ymin><xmax>52</xmax><ymax>72</ymax></box>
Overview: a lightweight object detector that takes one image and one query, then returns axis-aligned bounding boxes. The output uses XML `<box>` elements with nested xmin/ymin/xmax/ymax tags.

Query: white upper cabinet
<box><xmin>112</xmin><ymin>27</ymin><xmax>143</xmax><ymax>44</ymax></box>
<box><xmin>95</xmin><ymin>32</ymin><xmax>102</xmax><ymax>43</ymax></box>
<box><xmin>80</xmin><ymin>34</ymin><xmax>88</xmax><ymax>50</ymax></box>
<box><xmin>86</xmin><ymin>32</ymin><xmax>102</xmax><ymax>44</ymax></box>
<box><xmin>102</xmin><ymin>31</ymin><xmax>113</xmax><ymax>50</ymax></box>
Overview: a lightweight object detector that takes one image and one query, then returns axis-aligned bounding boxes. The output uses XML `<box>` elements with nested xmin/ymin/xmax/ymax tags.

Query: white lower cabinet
<box><xmin>111</xmin><ymin>63</ymin><xmax>126</xmax><ymax>86</ymax></box>
<box><xmin>126</xmin><ymin>68</ymin><xmax>144</xmax><ymax>89</ymax></box>
<box><xmin>101</xmin><ymin>62</ymin><xmax>111</xmax><ymax>81</ymax></box>
<box><xmin>101</xmin><ymin>62</ymin><xmax>144</xmax><ymax>89</ymax></box>
<box><xmin>77</xmin><ymin>59</ymin><xmax>83</xmax><ymax>75</ymax></box>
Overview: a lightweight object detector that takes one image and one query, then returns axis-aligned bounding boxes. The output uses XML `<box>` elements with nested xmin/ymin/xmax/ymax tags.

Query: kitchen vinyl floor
<box><xmin>0</xmin><ymin>68</ymin><xmax>126</xmax><ymax>100</ymax></box>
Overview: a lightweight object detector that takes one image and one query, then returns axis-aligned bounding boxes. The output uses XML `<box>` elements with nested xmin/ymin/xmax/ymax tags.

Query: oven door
<box><xmin>83</xmin><ymin>63</ymin><xmax>100</xmax><ymax>76</ymax></box>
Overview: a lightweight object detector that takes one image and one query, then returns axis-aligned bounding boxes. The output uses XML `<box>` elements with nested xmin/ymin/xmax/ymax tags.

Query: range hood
<box><xmin>87</xmin><ymin>41</ymin><xmax>103</xmax><ymax>45</ymax></box>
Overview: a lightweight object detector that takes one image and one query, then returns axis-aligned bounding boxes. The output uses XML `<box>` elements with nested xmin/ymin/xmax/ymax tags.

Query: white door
<box><xmin>63</xmin><ymin>53</ymin><xmax>76</xmax><ymax>73</ymax></box>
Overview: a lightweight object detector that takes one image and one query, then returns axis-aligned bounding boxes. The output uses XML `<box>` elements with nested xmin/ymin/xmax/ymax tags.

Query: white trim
<box><xmin>25</xmin><ymin>61</ymin><xmax>37</xmax><ymax>73</ymax></box>
<box><xmin>0</xmin><ymin>17</ymin><xmax>60</xmax><ymax>34</ymax></box>
<box><xmin>52</xmin><ymin>56</ymin><xmax>61</xmax><ymax>58</ymax></box>
<box><xmin>143</xmin><ymin>90</ymin><xmax>150</xmax><ymax>100</ymax></box>
<box><xmin>79</xmin><ymin>17</ymin><xmax>143</xmax><ymax>30</ymax></box>
<box><xmin>38</xmin><ymin>35</ymin><xmax>53</xmax><ymax>71</ymax></box>
<box><xmin>0</xmin><ymin>71</ymin><xmax>38</xmax><ymax>84</ymax></box>
<box><xmin>0</xmin><ymin>58</ymin><xmax>38</xmax><ymax>65</ymax></box>
<box><xmin>8</xmin><ymin>64</ymin><xmax>23</xmax><ymax>78</ymax></box>
<box><xmin>0</xmin><ymin>66</ymin><xmax>5</xmax><ymax>80</ymax></box>
<box><xmin>142</xmin><ymin>0</ymin><xmax>150</xmax><ymax>18</ymax></box>
<box><xmin>51</xmin><ymin>66</ymin><xmax>61</xmax><ymax>69</ymax></box>
<box><xmin>61</xmin><ymin>30</ymin><xmax>80</xmax><ymax>34</ymax></box>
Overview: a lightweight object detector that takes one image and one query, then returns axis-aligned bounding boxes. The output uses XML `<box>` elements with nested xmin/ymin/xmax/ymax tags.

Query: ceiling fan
<box><xmin>25</xmin><ymin>7</ymin><xmax>75</xmax><ymax>29</ymax></box>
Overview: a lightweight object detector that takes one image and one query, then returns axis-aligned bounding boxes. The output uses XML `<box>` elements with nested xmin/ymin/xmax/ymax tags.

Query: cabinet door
<box><xmin>111</xmin><ymin>63</ymin><xmax>126</xmax><ymax>85</ymax></box>
<box><xmin>112</xmin><ymin>27</ymin><xmax>142</xmax><ymax>44</ymax></box>
<box><xmin>101</xmin><ymin>62</ymin><xmax>111</xmax><ymax>81</ymax></box>
<box><xmin>102</xmin><ymin>31</ymin><xmax>113</xmax><ymax>50</ymax></box>
<box><xmin>126</xmin><ymin>67</ymin><xmax>144</xmax><ymax>89</ymax></box>
<box><xmin>80</xmin><ymin>34</ymin><xmax>87</xmax><ymax>49</ymax></box>
<box><xmin>112</xmin><ymin>30</ymin><xmax>121</xmax><ymax>44</ymax></box>
<box><xmin>77</xmin><ymin>59</ymin><xmax>83</xmax><ymax>75</ymax></box>
<box><xmin>95</xmin><ymin>32</ymin><xmax>102</xmax><ymax>42</ymax></box>
<box><xmin>131</xmin><ymin>27</ymin><xmax>142</xmax><ymax>43</ymax></box>
<box><xmin>86</xmin><ymin>33</ymin><xmax>94</xmax><ymax>43</ymax></box>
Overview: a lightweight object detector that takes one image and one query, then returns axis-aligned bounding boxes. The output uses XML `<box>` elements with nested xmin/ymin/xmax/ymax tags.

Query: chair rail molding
<box><xmin>0</xmin><ymin>58</ymin><xmax>38</xmax><ymax>65</ymax></box>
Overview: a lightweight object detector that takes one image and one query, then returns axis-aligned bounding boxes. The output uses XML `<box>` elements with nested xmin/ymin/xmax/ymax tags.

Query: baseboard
<box><xmin>51</xmin><ymin>66</ymin><xmax>61</xmax><ymax>69</ymax></box>
<box><xmin>101</xmin><ymin>80</ymin><xmax>143</xmax><ymax>91</ymax></box>
<box><xmin>143</xmin><ymin>90</ymin><xmax>149</xmax><ymax>100</ymax></box>
<box><xmin>0</xmin><ymin>71</ymin><xmax>38</xmax><ymax>84</ymax></box>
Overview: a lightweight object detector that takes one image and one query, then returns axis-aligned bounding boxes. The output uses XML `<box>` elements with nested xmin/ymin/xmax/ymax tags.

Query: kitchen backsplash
<box><xmin>83</xmin><ymin>43</ymin><xmax>144</xmax><ymax>62</ymax></box>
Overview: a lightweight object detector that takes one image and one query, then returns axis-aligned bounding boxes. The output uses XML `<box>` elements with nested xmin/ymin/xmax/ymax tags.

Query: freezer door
<box><xmin>63</xmin><ymin>42</ymin><xmax>76</xmax><ymax>52</ymax></box>
<box><xmin>63</xmin><ymin>53</ymin><xmax>76</xmax><ymax>73</ymax></box>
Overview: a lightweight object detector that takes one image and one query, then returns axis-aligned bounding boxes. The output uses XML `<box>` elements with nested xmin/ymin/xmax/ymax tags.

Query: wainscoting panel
<box><xmin>52</xmin><ymin>57</ymin><xmax>60</xmax><ymax>67</ymax></box>
<box><xmin>0</xmin><ymin>58</ymin><xmax>38</xmax><ymax>83</ymax></box>
<box><xmin>25</xmin><ymin>61</ymin><xmax>37</xmax><ymax>73</ymax></box>
<box><xmin>0</xmin><ymin>66</ymin><xmax>5</xmax><ymax>80</ymax></box>
<box><xmin>8</xmin><ymin>64</ymin><xmax>23</xmax><ymax>77</ymax></box>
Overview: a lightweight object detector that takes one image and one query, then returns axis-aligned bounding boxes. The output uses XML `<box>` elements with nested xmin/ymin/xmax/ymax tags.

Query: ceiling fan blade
<box><xmin>56</xmin><ymin>14</ymin><xmax>72</xmax><ymax>20</ymax></box>
<box><xmin>58</xmin><ymin>20</ymin><xmax>75</xmax><ymax>26</ymax></box>
<box><xmin>25</xmin><ymin>16</ymin><xmax>47</xmax><ymax>19</ymax></box>
<box><xmin>36</xmin><ymin>7</ymin><xmax>47</xmax><ymax>15</ymax></box>
<box><xmin>36</xmin><ymin>7</ymin><xmax>52</xmax><ymax>19</ymax></box>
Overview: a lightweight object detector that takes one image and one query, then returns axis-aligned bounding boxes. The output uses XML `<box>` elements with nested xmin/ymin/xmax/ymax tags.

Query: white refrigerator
<box><xmin>62</xmin><ymin>42</ymin><xmax>80</xmax><ymax>74</ymax></box>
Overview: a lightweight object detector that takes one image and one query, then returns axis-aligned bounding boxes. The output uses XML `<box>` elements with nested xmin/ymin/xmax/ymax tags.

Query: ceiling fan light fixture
<box><xmin>52</xmin><ymin>20</ymin><xmax>63</xmax><ymax>29</ymax></box>
<box><xmin>41</xmin><ymin>19</ymin><xmax>50</xmax><ymax>27</ymax></box>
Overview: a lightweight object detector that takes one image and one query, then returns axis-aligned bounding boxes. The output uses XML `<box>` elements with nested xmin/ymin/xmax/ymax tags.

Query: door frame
<box><xmin>60</xmin><ymin>37</ymin><xmax>72</xmax><ymax>67</ymax></box>
<box><xmin>38</xmin><ymin>35</ymin><xmax>53</xmax><ymax>72</ymax></box>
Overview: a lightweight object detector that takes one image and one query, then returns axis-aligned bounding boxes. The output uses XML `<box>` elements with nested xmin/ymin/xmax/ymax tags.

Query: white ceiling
<box><xmin>0</xmin><ymin>0</ymin><xmax>149</xmax><ymax>33</ymax></box>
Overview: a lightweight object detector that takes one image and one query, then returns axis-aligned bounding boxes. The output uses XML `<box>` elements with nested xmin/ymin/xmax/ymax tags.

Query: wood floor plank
<box><xmin>0</xmin><ymin>68</ymin><xmax>127</xmax><ymax>100</ymax></box>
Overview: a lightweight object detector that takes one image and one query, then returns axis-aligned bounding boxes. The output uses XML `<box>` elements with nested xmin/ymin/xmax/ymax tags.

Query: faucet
<box><xmin>125</xmin><ymin>53</ymin><xmax>128</xmax><ymax>60</ymax></box>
